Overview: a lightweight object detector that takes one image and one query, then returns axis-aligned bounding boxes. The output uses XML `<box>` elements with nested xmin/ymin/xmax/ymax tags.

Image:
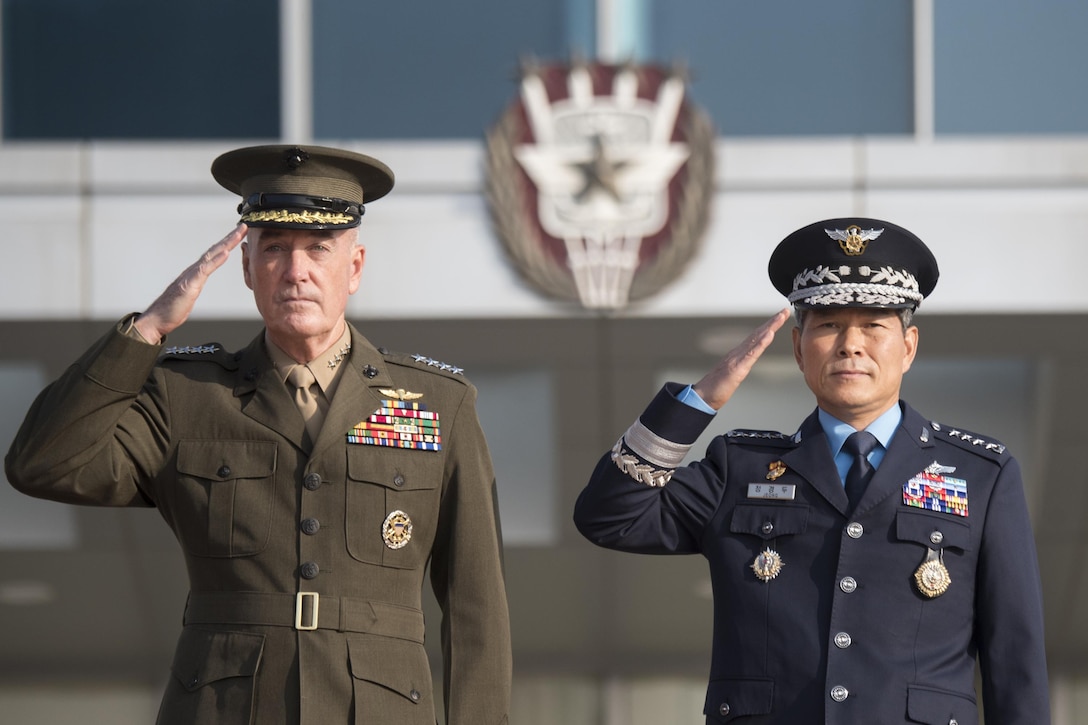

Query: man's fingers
<box><xmin>693</xmin><ymin>308</ymin><xmax>792</xmax><ymax>410</ymax></box>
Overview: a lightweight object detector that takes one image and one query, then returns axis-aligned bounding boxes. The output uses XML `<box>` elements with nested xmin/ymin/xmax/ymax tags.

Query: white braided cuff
<box><xmin>611</xmin><ymin>440</ymin><xmax>674</xmax><ymax>487</ymax></box>
<box><xmin>623</xmin><ymin>418</ymin><xmax>692</xmax><ymax>467</ymax></box>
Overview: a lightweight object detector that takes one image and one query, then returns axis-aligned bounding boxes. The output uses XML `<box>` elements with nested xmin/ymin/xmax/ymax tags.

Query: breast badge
<box><xmin>914</xmin><ymin>547</ymin><xmax>951</xmax><ymax>598</ymax></box>
<box><xmin>751</xmin><ymin>548</ymin><xmax>784</xmax><ymax>582</ymax></box>
<box><xmin>347</xmin><ymin>394</ymin><xmax>442</xmax><ymax>451</ymax></box>
<box><xmin>766</xmin><ymin>460</ymin><xmax>787</xmax><ymax>480</ymax></box>
<box><xmin>382</xmin><ymin>510</ymin><xmax>413</xmax><ymax>550</ymax></box>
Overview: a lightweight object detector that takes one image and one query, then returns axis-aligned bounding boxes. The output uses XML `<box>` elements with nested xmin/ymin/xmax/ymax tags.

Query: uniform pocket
<box><xmin>906</xmin><ymin>684</ymin><xmax>978</xmax><ymax>725</ymax></box>
<box><xmin>345</xmin><ymin>447</ymin><xmax>440</xmax><ymax>569</ymax></box>
<box><xmin>704</xmin><ymin>678</ymin><xmax>774</xmax><ymax>722</ymax></box>
<box><xmin>730</xmin><ymin>502</ymin><xmax>810</xmax><ymax>540</ymax></box>
<box><xmin>156</xmin><ymin>627</ymin><xmax>265</xmax><ymax>725</ymax></box>
<box><xmin>347</xmin><ymin>633</ymin><xmax>434</xmax><ymax>724</ymax></box>
<box><xmin>173</xmin><ymin>440</ymin><xmax>278</xmax><ymax>557</ymax></box>
<box><xmin>896</xmin><ymin>508</ymin><xmax>971</xmax><ymax>551</ymax></box>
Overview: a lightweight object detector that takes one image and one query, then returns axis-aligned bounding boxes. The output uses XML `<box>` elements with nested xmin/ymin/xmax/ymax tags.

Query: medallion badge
<box><xmin>751</xmin><ymin>548</ymin><xmax>785</xmax><ymax>582</ymax></box>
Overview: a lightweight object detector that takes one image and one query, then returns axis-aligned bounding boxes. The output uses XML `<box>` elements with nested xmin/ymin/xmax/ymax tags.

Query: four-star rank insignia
<box><xmin>347</xmin><ymin>394</ymin><xmax>441</xmax><ymax>451</ymax></box>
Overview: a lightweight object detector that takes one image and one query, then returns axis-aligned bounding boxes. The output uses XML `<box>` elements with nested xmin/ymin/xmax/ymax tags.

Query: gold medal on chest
<box><xmin>913</xmin><ymin>547</ymin><xmax>951</xmax><ymax>598</ymax></box>
<box><xmin>751</xmin><ymin>548</ymin><xmax>784</xmax><ymax>582</ymax></box>
<box><xmin>382</xmin><ymin>510</ymin><xmax>413</xmax><ymax>550</ymax></box>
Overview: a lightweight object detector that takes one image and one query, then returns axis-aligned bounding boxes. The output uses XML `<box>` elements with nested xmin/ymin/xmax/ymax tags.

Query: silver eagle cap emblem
<box><xmin>825</xmin><ymin>225</ymin><xmax>884</xmax><ymax>256</ymax></box>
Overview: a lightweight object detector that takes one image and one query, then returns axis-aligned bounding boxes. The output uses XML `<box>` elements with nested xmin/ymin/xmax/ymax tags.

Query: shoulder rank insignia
<box><xmin>348</xmin><ymin>398</ymin><xmax>441</xmax><ymax>451</ymax></box>
<box><xmin>930</xmin><ymin>421</ymin><xmax>1006</xmax><ymax>456</ymax></box>
<box><xmin>411</xmin><ymin>354</ymin><xmax>464</xmax><ymax>375</ymax></box>
<box><xmin>163</xmin><ymin>344</ymin><xmax>221</xmax><ymax>355</ymax></box>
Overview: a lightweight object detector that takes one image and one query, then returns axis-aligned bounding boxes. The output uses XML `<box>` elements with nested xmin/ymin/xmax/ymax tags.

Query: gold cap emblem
<box><xmin>766</xmin><ymin>461</ymin><xmax>787</xmax><ymax>481</ymax></box>
<box><xmin>382</xmin><ymin>510</ymin><xmax>413</xmax><ymax>550</ymax></box>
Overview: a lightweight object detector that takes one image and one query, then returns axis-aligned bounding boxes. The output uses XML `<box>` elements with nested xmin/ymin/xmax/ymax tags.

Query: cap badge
<box><xmin>751</xmin><ymin>548</ymin><xmax>785</xmax><ymax>582</ymax></box>
<box><xmin>382</xmin><ymin>510</ymin><xmax>413</xmax><ymax>549</ymax></box>
<box><xmin>914</xmin><ymin>547</ymin><xmax>951</xmax><ymax>598</ymax></box>
<box><xmin>825</xmin><ymin>225</ymin><xmax>884</xmax><ymax>256</ymax></box>
<box><xmin>283</xmin><ymin>147</ymin><xmax>310</xmax><ymax>169</ymax></box>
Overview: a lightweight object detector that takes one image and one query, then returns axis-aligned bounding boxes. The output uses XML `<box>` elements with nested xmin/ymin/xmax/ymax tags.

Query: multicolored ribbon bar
<box><xmin>903</xmin><ymin>472</ymin><xmax>968</xmax><ymax>517</ymax></box>
<box><xmin>347</xmin><ymin>399</ymin><xmax>442</xmax><ymax>451</ymax></box>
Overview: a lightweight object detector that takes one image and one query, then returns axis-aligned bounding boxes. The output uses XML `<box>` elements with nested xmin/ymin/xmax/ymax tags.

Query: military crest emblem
<box><xmin>486</xmin><ymin>60</ymin><xmax>715</xmax><ymax>310</ymax></box>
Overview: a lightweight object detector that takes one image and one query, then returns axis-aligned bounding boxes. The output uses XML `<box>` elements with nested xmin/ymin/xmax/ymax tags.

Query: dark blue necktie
<box><xmin>843</xmin><ymin>431</ymin><xmax>879</xmax><ymax>510</ymax></box>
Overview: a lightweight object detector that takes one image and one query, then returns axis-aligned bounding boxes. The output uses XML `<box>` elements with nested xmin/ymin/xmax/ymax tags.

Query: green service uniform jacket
<box><xmin>5</xmin><ymin>317</ymin><xmax>512</xmax><ymax>725</ymax></box>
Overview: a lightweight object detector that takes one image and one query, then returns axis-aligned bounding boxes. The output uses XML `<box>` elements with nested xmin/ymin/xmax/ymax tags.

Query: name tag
<box><xmin>747</xmin><ymin>483</ymin><xmax>796</xmax><ymax>500</ymax></box>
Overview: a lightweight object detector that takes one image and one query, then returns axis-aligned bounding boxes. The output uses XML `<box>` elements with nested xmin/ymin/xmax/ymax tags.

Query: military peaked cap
<box><xmin>211</xmin><ymin>144</ymin><xmax>395</xmax><ymax>230</ymax></box>
<box><xmin>768</xmin><ymin>217</ymin><xmax>939</xmax><ymax>310</ymax></box>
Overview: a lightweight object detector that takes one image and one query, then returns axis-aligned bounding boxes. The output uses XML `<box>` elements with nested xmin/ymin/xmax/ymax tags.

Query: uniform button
<box><xmin>409</xmin><ymin>689</ymin><xmax>421</xmax><ymax>703</ymax></box>
<box><xmin>300</xmin><ymin>561</ymin><xmax>320</xmax><ymax>579</ymax></box>
<box><xmin>303</xmin><ymin>473</ymin><xmax>322</xmax><ymax>491</ymax></box>
<box><xmin>719</xmin><ymin>702</ymin><xmax>730</xmax><ymax>716</ymax></box>
<box><xmin>840</xmin><ymin>576</ymin><xmax>858</xmax><ymax>593</ymax></box>
<box><xmin>300</xmin><ymin>518</ymin><xmax>320</xmax><ymax>535</ymax></box>
<box><xmin>949</xmin><ymin>720</ymin><xmax>958</xmax><ymax>725</ymax></box>
<box><xmin>930</xmin><ymin>530</ymin><xmax>944</xmax><ymax>545</ymax></box>
<box><xmin>846</xmin><ymin>522</ymin><xmax>864</xmax><ymax>539</ymax></box>
<box><xmin>830</xmin><ymin>686</ymin><xmax>849</xmax><ymax>702</ymax></box>
<box><xmin>393</xmin><ymin>473</ymin><xmax>406</xmax><ymax>487</ymax></box>
<box><xmin>761</xmin><ymin>521</ymin><xmax>774</xmax><ymax>535</ymax></box>
<box><xmin>217</xmin><ymin>465</ymin><xmax>231</xmax><ymax>478</ymax></box>
<box><xmin>834</xmin><ymin>632</ymin><xmax>852</xmax><ymax>648</ymax></box>
<box><xmin>188</xmin><ymin>673</ymin><xmax>199</xmax><ymax>688</ymax></box>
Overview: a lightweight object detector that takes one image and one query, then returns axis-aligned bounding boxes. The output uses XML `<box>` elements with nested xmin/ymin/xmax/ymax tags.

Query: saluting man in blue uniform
<box><xmin>574</xmin><ymin>218</ymin><xmax>1049</xmax><ymax>724</ymax></box>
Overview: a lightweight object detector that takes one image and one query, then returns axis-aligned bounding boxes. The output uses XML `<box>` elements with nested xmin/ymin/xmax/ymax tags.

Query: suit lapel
<box><xmin>851</xmin><ymin>403</ymin><xmax>937</xmax><ymax>516</ymax></box>
<box><xmin>311</xmin><ymin>325</ymin><xmax>396</xmax><ymax>458</ymax></box>
<box><xmin>780</xmin><ymin>412</ymin><xmax>850</xmax><ymax>513</ymax></box>
<box><xmin>233</xmin><ymin>331</ymin><xmax>309</xmax><ymax>448</ymax></box>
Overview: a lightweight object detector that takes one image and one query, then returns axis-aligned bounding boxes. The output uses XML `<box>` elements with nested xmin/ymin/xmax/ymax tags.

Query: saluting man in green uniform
<box><xmin>6</xmin><ymin>145</ymin><xmax>512</xmax><ymax>725</ymax></box>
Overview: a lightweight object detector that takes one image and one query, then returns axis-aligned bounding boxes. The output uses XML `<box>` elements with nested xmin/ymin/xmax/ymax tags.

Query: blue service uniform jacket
<box><xmin>573</xmin><ymin>383</ymin><xmax>1049</xmax><ymax>725</ymax></box>
<box><xmin>5</xmin><ymin>317</ymin><xmax>512</xmax><ymax>725</ymax></box>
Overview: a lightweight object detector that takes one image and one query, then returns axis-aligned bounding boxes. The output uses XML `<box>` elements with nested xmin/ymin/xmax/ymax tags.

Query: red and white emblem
<box><xmin>486</xmin><ymin>61</ymin><xmax>715</xmax><ymax>310</ymax></box>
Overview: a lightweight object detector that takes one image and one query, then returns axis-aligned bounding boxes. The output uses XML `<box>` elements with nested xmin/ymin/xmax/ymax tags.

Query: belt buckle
<box><xmin>295</xmin><ymin>591</ymin><xmax>319</xmax><ymax>630</ymax></box>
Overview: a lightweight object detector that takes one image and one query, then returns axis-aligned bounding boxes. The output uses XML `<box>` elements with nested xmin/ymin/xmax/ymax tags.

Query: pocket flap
<box><xmin>347</xmin><ymin>447</ymin><xmax>438</xmax><ymax>491</ymax></box>
<box><xmin>176</xmin><ymin>440</ymin><xmax>277</xmax><ymax>480</ymax></box>
<box><xmin>906</xmin><ymin>684</ymin><xmax>978</xmax><ymax>724</ymax></box>
<box><xmin>170</xmin><ymin>628</ymin><xmax>265</xmax><ymax>691</ymax></box>
<box><xmin>704</xmin><ymin>678</ymin><xmax>774</xmax><ymax>722</ymax></box>
<box><xmin>347</xmin><ymin>634</ymin><xmax>429</xmax><ymax>702</ymax></box>
<box><xmin>730</xmin><ymin>503</ymin><xmax>810</xmax><ymax>540</ymax></box>
<box><xmin>897</xmin><ymin>509</ymin><xmax>972</xmax><ymax>552</ymax></box>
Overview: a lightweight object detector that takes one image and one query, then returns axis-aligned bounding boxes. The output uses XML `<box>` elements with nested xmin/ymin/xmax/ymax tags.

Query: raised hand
<box><xmin>691</xmin><ymin>308</ymin><xmax>791</xmax><ymax>410</ymax></box>
<box><xmin>133</xmin><ymin>224</ymin><xmax>247</xmax><ymax>343</ymax></box>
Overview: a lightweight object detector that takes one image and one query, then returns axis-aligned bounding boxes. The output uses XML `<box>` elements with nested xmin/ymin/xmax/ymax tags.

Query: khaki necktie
<box><xmin>287</xmin><ymin>364</ymin><xmax>323</xmax><ymax>442</ymax></box>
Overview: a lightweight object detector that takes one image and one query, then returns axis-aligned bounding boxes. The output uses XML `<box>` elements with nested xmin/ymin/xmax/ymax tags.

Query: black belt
<box><xmin>184</xmin><ymin>591</ymin><xmax>425</xmax><ymax>644</ymax></box>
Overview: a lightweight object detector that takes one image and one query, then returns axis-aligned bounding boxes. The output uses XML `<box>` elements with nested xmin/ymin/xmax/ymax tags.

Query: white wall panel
<box><xmin>4</xmin><ymin>138</ymin><xmax>1088</xmax><ymax>320</ymax></box>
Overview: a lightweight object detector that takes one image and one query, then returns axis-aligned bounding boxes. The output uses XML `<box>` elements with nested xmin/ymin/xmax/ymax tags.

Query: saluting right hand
<box><xmin>691</xmin><ymin>308</ymin><xmax>792</xmax><ymax>411</ymax></box>
<box><xmin>133</xmin><ymin>224</ymin><xmax>248</xmax><ymax>344</ymax></box>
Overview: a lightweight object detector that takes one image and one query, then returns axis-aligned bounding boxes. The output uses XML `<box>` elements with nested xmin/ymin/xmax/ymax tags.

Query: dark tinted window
<box><xmin>2</xmin><ymin>0</ymin><xmax>278</xmax><ymax>139</ymax></box>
